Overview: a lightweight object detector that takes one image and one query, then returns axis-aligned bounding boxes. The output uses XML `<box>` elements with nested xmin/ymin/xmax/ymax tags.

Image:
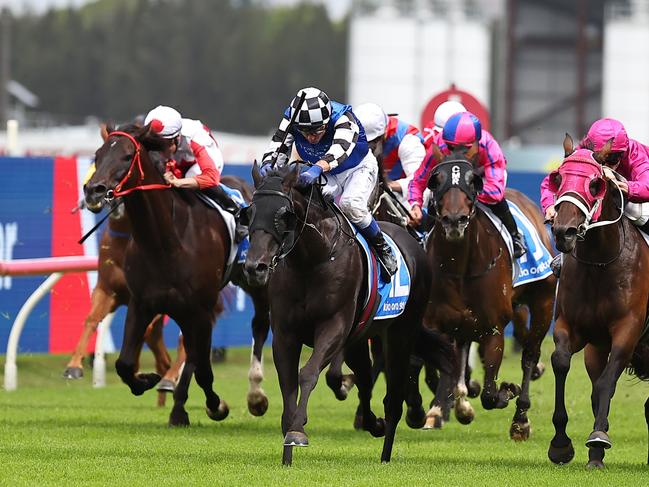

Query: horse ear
<box><xmin>282</xmin><ymin>163</ymin><xmax>300</xmax><ymax>189</ymax></box>
<box><xmin>100</xmin><ymin>123</ymin><xmax>110</xmax><ymax>142</ymax></box>
<box><xmin>465</xmin><ymin>141</ymin><xmax>479</xmax><ymax>163</ymax></box>
<box><xmin>466</xmin><ymin>169</ymin><xmax>483</xmax><ymax>193</ymax></box>
<box><xmin>252</xmin><ymin>160</ymin><xmax>263</xmax><ymax>188</ymax></box>
<box><xmin>594</xmin><ymin>138</ymin><xmax>614</xmax><ymax>165</ymax></box>
<box><xmin>563</xmin><ymin>133</ymin><xmax>575</xmax><ymax>157</ymax></box>
<box><xmin>431</xmin><ymin>144</ymin><xmax>444</xmax><ymax>163</ymax></box>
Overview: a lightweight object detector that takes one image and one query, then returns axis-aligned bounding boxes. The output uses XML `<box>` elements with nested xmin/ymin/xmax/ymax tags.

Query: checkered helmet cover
<box><xmin>290</xmin><ymin>87</ymin><xmax>331</xmax><ymax>128</ymax></box>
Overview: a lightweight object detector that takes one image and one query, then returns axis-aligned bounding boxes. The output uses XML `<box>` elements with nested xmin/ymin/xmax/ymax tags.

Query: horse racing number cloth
<box><xmin>355</xmin><ymin>231</ymin><xmax>411</xmax><ymax>329</ymax></box>
<box><xmin>480</xmin><ymin>200</ymin><xmax>553</xmax><ymax>287</ymax></box>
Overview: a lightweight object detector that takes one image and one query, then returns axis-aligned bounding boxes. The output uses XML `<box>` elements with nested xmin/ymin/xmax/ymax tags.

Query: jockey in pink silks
<box><xmin>540</xmin><ymin>118</ymin><xmax>649</xmax><ymax>224</ymax></box>
<box><xmin>408</xmin><ymin>111</ymin><xmax>527</xmax><ymax>257</ymax></box>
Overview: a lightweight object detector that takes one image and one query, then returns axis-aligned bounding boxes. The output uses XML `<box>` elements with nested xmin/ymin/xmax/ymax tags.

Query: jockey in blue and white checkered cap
<box><xmin>260</xmin><ymin>87</ymin><xmax>397</xmax><ymax>276</ymax></box>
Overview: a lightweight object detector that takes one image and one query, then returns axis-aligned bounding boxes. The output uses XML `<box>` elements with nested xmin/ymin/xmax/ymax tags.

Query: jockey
<box><xmin>541</xmin><ymin>118</ymin><xmax>649</xmax><ymax>223</ymax></box>
<box><xmin>353</xmin><ymin>102</ymin><xmax>426</xmax><ymax>200</ymax></box>
<box><xmin>421</xmin><ymin>100</ymin><xmax>467</xmax><ymax>149</ymax></box>
<box><xmin>259</xmin><ymin>87</ymin><xmax>397</xmax><ymax>277</ymax></box>
<box><xmin>408</xmin><ymin>111</ymin><xmax>528</xmax><ymax>258</ymax></box>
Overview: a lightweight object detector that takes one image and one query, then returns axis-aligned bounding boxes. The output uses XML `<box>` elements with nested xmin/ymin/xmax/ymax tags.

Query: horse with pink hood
<box><xmin>541</xmin><ymin>118</ymin><xmax>649</xmax><ymax>218</ymax></box>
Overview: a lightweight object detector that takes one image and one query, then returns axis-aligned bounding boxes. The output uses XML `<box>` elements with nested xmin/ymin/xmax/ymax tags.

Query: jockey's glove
<box><xmin>297</xmin><ymin>165</ymin><xmax>323</xmax><ymax>187</ymax></box>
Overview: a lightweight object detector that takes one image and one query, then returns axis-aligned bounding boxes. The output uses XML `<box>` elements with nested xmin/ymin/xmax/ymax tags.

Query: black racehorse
<box><xmin>243</xmin><ymin>162</ymin><xmax>451</xmax><ymax>465</ymax></box>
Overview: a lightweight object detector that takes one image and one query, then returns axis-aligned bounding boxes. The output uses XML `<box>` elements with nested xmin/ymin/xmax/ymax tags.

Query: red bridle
<box><xmin>107</xmin><ymin>131</ymin><xmax>171</xmax><ymax>198</ymax></box>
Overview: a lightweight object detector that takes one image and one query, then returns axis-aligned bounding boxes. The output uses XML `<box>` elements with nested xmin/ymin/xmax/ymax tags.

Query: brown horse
<box><xmin>547</xmin><ymin>136</ymin><xmax>649</xmax><ymax>468</ymax></box>
<box><xmin>243</xmin><ymin>162</ymin><xmax>452</xmax><ymax>465</ymax></box>
<box><xmin>413</xmin><ymin>145</ymin><xmax>556</xmax><ymax>440</ymax></box>
<box><xmin>62</xmin><ymin>201</ymin><xmax>171</xmax><ymax>405</ymax></box>
<box><xmin>83</xmin><ymin>123</ymin><xmax>233</xmax><ymax>425</ymax></box>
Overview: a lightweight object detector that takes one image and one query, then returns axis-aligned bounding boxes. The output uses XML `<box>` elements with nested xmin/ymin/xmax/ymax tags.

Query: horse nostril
<box><xmin>255</xmin><ymin>263</ymin><xmax>269</xmax><ymax>274</ymax></box>
<box><xmin>92</xmin><ymin>184</ymin><xmax>107</xmax><ymax>196</ymax></box>
<box><xmin>564</xmin><ymin>227</ymin><xmax>577</xmax><ymax>240</ymax></box>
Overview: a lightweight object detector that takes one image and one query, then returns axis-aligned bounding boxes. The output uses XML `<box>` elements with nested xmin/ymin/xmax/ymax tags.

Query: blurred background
<box><xmin>0</xmin><ymin>0</ymin><xmax>648</xmax><ymax>356</ymax></box>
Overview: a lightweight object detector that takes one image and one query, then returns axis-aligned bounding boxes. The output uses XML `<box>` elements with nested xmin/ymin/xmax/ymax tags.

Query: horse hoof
<box><xmin>532</xmin><ymin>362</ymin><xmax>546</xmax><ymax>381</ymax></box>
<box><xmin>586</xmin><ymin>460</ymin><xmax>605</xmax><ymax>469</ymax></box>
<box><xmin>585</xmin><ymin>430</ymin><xmax>612</xmax><ymax>450</ymax></box>
<box><xmin>156</xmin><ymin>378</ymin><xmax>176</xmax><ymax>393</ymax></box>
<box><xmin>369</xmin><ymin>417</ymin><xmax>386</xmax><ymax>438</ymax></box>
<box><xmin>510</xmin><ymin>421</ymin><xmax>531</xmax><ymax>441</ymax></box>
<box><xmin>284</xmin><ymin>431</ymin><xmax>309</xmax><ymax>447</ymax></box>
<box><xmin>207</xmin><ymin>400</ymin><xmax>229</xmax><ymax>421</ymax></box>
<box><xmin>548</xmin><ymin>440</ymin><xmax>575</xmax><ymax>464</ymax></box>
<box><xmin>423</xmin><ymin>415</ymin><xmax>443</xmax><ymax>430</ymax></box>
<box><xmin>334</xmin><ymin>375</ymin><xmax>355</xmax><ymax>401</ymax></box>
<box><xmin>247</xmin><ymin>391</ymin><xmax>269</xmax><ymax>417</ymax></box>
<box><xmin>62</xmin><ymin>367</ymin><xmax>83</xmax><ymax>380</ymax></box>
<box><xmin>130</xmin><ymin>373</ymin><xmax>161</xmax><ymax>396</ymax></box>
<box><xmin>169</xmin><ymin>409</ymin><xmax>190</xmax><ymax>427</ymax></box>
<box><xmin>406</xmin><ymin>407</ymin><xmax>426</xmax><ymax>429</ymax></box>
<box><xmin>353</xmin><ymin>413</ymin><xmax>364</xmax><ymax>431</ymax></box>
<box><xmin>467</xmin><ymin>379</ymin><xmax>481</xmax><ymax>398</ymax></box>
<box><xmin>454</xmin><ymin>403</ymin><xmax>475</xmax><ymax>425</ymax></box>
<box><xmin>156</xmin><ymin>392</ymin><xmax>167</xmax><ymax>408</ymax></box>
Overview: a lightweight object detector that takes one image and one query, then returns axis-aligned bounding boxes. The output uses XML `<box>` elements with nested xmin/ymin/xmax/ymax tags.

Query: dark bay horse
<box><xmin>243</xmin><ymin>162</ymin><xmax>448</xmax><ymax>465</ymax></box>
<box><xmin>548</xmin><ymin>136</ymin><xmax>649</xmax><ymax>468</ymax></box>
<box><xmin>84</xmin><ymin>123</ymin><xmax>233</xmax><ymax>425</ymax></box>
<box><xmin>414</xmin><ymin>145</ymin><xmax>556</xmax><ymax>440</ymax></box>
<box><xmin>63</xmin><ymin>202</ymin><xmax>171</xmax><ymax>405</ymax></box>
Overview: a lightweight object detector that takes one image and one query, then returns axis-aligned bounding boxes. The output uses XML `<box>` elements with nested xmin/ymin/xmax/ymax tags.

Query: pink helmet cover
<box><xmin>583</xmin><ymin>118</ymin><xmax>629</xmax><ymax>152</ymax></box>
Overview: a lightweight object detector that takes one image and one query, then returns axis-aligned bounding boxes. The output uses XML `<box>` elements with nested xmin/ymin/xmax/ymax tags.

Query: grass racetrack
<box><xmin>1</xmin><ymin>339</ymin><xmax>647</xmax><ymax>486</ymax></box>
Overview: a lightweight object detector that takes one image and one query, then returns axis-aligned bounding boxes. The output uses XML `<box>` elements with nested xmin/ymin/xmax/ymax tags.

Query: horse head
<box><xmin>243</xmin><ymin>162</ymin><xmax>300</xmax><ymax>286</ymax></box>
<box><xmin>550</xmin><ymin>134</ymin><xmax>620</xmax><ymax>252</ymax></box>
<box><xmin>428</xmin><ymin>142</ymin><xmax>482</xmax><ymax>241</ymax></box>
<box><xmin>84</xmin><ymin>123</ymin><xmax>169</xmax><ymax>213</ymax></box>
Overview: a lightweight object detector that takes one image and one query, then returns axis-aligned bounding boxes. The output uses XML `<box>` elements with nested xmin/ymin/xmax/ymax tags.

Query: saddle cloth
<box><xmin>478</xmin><ymin>200</ymin><xmax>553</xmax><ymax>288</ymax></box>
<box><xmin>195</xmin><ymin>184</ymin><xmax>249</xmax><ymax>267</ymax></box>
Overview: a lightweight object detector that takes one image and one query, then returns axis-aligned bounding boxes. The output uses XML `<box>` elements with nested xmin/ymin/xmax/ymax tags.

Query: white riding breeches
<box><xmin>322</xmin><ymin>152</ymin><xmax>378</xmax><ymax>229</ymax></box>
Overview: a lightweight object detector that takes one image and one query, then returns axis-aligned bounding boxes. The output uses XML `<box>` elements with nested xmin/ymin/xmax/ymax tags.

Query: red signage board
<box><xmin>420</xmin><ymin>84</ymin><xmax>490</xmax><ymax>131</ymax></box>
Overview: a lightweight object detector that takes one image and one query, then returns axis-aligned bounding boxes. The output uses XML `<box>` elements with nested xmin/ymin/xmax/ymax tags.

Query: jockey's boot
<box><xmin>487</xmin><ymin>199</ymin><xmax>527</xmax><ymax>258</ymax></box>
<box><xmin>361</xmin><ymin>220</ymin><xmax>398</xmax><ymax>279</ymax></box>
<box><xmin>202</xmin><ymin>185</ymin><xmax>247</xmax><ymax>242</ymax></box>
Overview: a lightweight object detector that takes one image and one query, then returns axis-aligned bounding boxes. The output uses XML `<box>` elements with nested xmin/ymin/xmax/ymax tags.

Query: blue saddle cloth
<box><xmin>351</xmin><ymin>231</ymin><xmax>411</xmax><ymax>338</ymax></box>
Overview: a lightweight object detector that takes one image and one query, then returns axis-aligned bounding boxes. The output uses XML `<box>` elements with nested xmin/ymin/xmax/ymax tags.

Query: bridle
<box><xmin>103</xmin><ymin>131</ymin><xmax>171</xmax><ymax>201</ymax></box>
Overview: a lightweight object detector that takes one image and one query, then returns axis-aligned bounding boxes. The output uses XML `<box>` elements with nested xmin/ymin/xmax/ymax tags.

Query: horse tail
<box><xmin>413</xmin><ymin>328</ymin><xmax>457</xmax><ymax>376</ymax></box>
<box><xmin>629</xmin><ymin>335</ymin><xmax>649</xmax><ymax>381</ymax></box>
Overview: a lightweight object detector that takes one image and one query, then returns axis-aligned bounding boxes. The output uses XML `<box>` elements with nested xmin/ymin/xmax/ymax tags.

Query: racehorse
<box><xmin>62</xmin><ymin>200</ymin><xmax>171</xmax><ymax>406</ymax></box>
<box><xmin>84</xmin><ymin>123</ymin><xmax>262</xmax><ymax>425</ymax></box>
<box><xmin>412</xmin><ymin>144</ymin><xmax>556</xmax><ymax>440</ymax></box>
<box><xmin>547</xmin><ymin>135</ymin><xmax>649</xmax><ymax>468</ymax></box>
<box><xmin>243</xmin><ymin>162</ymin><xmax>451</xmax><ymax>464</ymax></box>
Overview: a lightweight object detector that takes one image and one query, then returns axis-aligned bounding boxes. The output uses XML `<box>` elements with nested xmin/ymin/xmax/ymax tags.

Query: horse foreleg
<box><xmin>424</xmin><ymin>346</ymin><xmax>457</xmax><ymax>429</ymax></box>
<box><xmin>247</xmin><ymin>292</ymin><xmax>271</xmax><ymax>416</ymax></box>
<box><xmin>284</xmin><ymin>316</ymin><xmax>346</xmax><ymax>448</ymax></box>
<box><xmin>344</xmin><ymin>339</ymin><xmax>385</xmax><ymax>437</ymax></box>
<box><xmin>115</xmin><ymin>300</ymin><xmax>161</xmax><ymax>396</ymax></box>
<box><xmin>64</xmin><ymin>287</ymin><xmax>115</xmax><ymax>379</ymax></box>
<box><xmin>379</xmin><ymin>323</ymin><xmax>417</xmax><ymax>463</ymax></box>
<box><xmin>188</xmin><ymin>317</ymin><xmax>229</xmax><ymax>423</ymax></box>
<box><xmin>404</xmin><ymin>355</ymin><xmax>426</xmax><ymax>429</ymax></box>
<box><xmin>585</xmin><ymin>325</ymin><xmax>638</xmax><ymax>467</ymax></box>
<box><xmin>453</xmin><ymin>342</ymin><xmax>475</xmax><ymax>424</ymax></box>
<box><xmin>325</xmin><ymin>351</ymin><xmax>355</xmax><ymax>402</ymax></box>
<box><xmin>548</xmin><ymin>318</ymin><xmax>578</xmax><ymax>465</ymax></box>
<box><xmin>480</xmin><ymin>332</ymin><xmax>514</xmax><ymax>410</ymax></box>
<box><xmin>143</xmin><ymin>315</ymin><xmax>171</xmax><ymax>407</ymax></box>
<box><xmin>584</xmin><ymin>344</ymin><xmax>609</xmax><ymax>467</ymax></box>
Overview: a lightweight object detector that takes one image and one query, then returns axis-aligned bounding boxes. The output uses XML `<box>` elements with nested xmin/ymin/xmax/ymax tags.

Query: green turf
<box><xmin>1</xmin><ymin>340</ymin><xmax>647</xmax><ymax>486</ymax></box>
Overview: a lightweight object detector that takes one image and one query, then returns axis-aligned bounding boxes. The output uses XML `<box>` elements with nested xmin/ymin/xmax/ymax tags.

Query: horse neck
<box><xmin>286</xmin><ymin>189</ymin><xmax>339</xmax><ymax>267</ymax></box>
<box><xmin>122</xmin><ymin>153</ymin><xmax>181</xmax><ymax>254</ymax></box>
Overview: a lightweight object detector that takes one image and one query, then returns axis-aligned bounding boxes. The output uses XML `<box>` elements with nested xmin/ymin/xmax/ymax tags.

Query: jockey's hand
<box><xmin>297</xmin><ymin>164</ymin><xmax>323</xmax><ymax>187</ymax></box>
<box><xmin>259</xmin><ymin>163</ymin><xmax>273</xmax><ymax>177</ymax></box>
<box><xmin>409</xmin><ymin>205</ymin><xmax>423</xmax><ymax>226</ymax></box>
<box><xmin>602</xmin><ymin>166</ymin><xmax>629</xmax><ymax>193</ymax></box>
<box><xmin>164</xmin><ymin>171</ymin><xmax>178</xmax><ymax>186</ymax></box>
<box><xmin>388</xmin><ymin>181</ymin><xmax>402</xmax><ymax>193</ymax></box>
<box><xmin>544</xmin><ymin>205</ymin><xmax>556</xmax><ymax>223</ymax></box>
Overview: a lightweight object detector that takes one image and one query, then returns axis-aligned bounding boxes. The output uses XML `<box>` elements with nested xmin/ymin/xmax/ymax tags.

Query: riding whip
<box><xmin>78</xmin><ymin>202</ymin><xmax>121</xmax><ymax>244</ymax></box>
<box><xmin>269</xmin><ymin>91</ymin><xmax>306</xmax><ymax>168</ymax></box>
